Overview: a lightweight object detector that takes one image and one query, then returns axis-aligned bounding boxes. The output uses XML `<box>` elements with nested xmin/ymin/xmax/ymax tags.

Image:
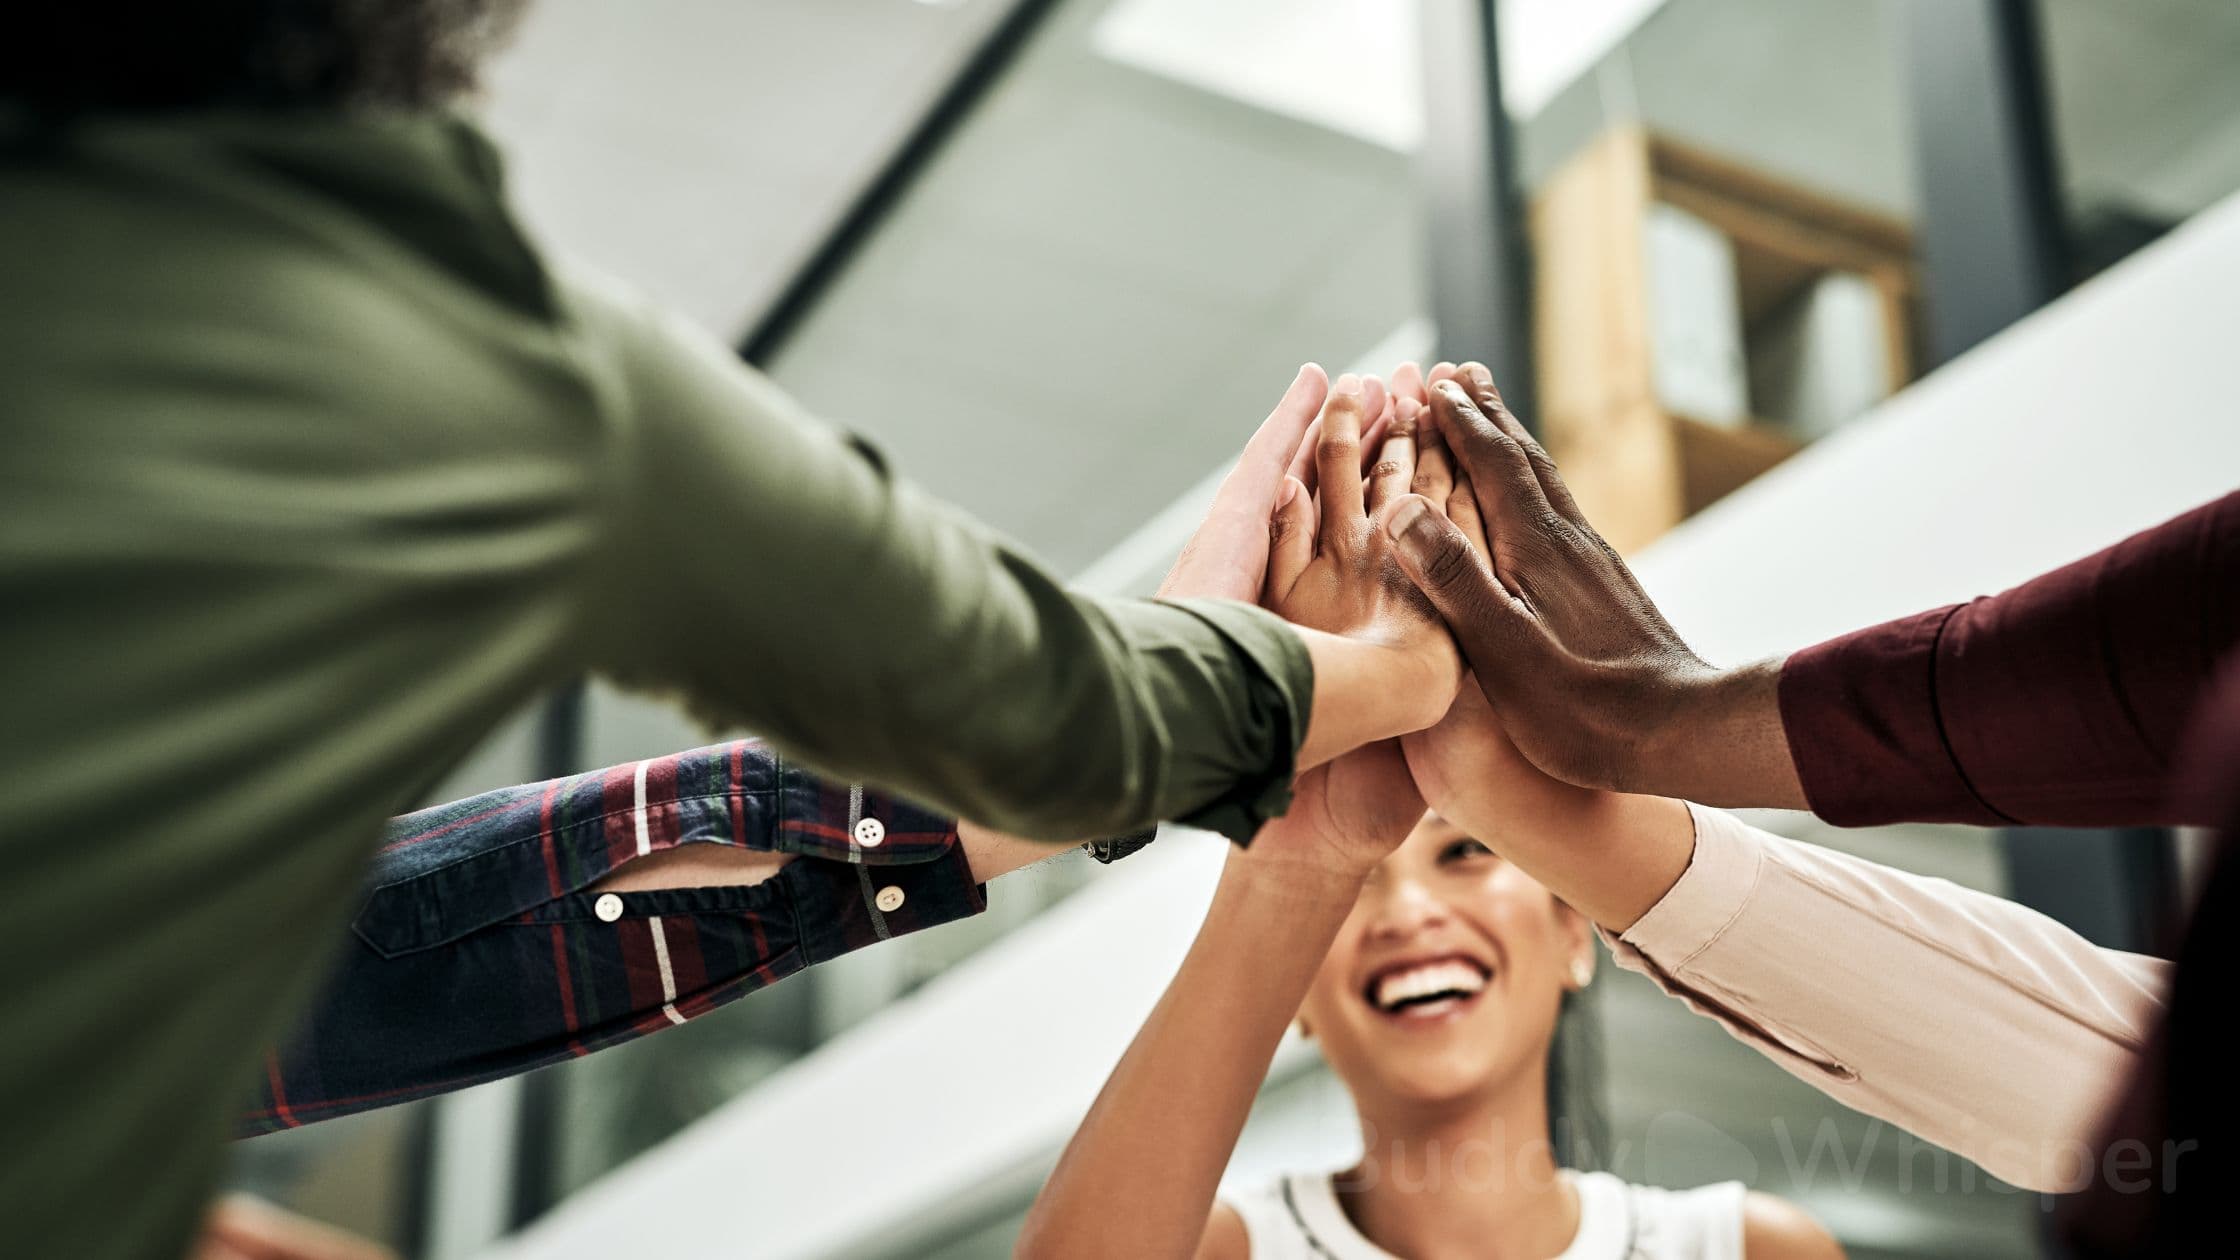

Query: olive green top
<box><xmin>0</xmin><ymin>108</ymin><xmax>1311</xmax><ymax>1260</ymax></box>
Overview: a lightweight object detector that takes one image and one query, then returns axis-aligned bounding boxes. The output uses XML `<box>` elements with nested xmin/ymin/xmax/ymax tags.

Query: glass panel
<box><xmin>766</xmin><ymin>0</ymin><xmax>1430</xmax><ymax>576</ymax></box>
<box><xmin>1488</xmin><ymin>6</ymin><xmax>2052</xmax><ymax>1255</ymax></box>
<box><xmin>2041</xmin><ymin>0</ymin><xmax>2240</xmax><ymax>279</ymax></box>
<box><xmin>223</xmin><ymin>1107</ymin><xmax>427</xmax><ymax>1256</ymax></box>
<box><xmin>1511</xmin><ymin>0</ymin><xmax>1923</xmax><ymax>554</ymax></box>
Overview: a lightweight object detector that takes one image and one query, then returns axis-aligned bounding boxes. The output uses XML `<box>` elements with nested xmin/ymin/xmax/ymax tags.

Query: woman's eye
<box><xmin>1439</xmin><ymin>838</ymin><xmax>1494</xmax><ymax>864</ymax></box>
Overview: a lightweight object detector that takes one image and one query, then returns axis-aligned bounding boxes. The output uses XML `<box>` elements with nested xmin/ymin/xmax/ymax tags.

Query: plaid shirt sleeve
<box><xmin>238</xmin><ymin>740</ymin><xmax>984</xmax><ymax>1136</ymax></box>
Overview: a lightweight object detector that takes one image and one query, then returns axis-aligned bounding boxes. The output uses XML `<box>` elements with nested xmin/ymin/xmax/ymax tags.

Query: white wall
<box><xmin>484</xmin><ymin>191</ymin><xmax>2240</xmax><ymax>1260</ymax></box>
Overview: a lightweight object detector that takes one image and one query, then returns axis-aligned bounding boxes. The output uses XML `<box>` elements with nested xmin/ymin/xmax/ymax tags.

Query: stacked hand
<box><xmin>1166</xmin><ymin>355</ymin><xmax>1752</xmax><ymax>879</ymax></box>
<box><xmin>1373</xmin><ymin>363</ymin><xmax>1801</xmax><ymax>808</ymax></box>
<box><xmin>1224</xmin><ymin>363</ymin><xmax>1650</xmax><ymax>876</ymax></box>
<box><xmin>1378</xmin><ymin>366</ymin><xmax>1547</xmax><ymax>815</ymax></box>
<box><xmin>1154</xmin><ymin>363</ymin><xmax>1452</xmax><ymax>877</ymax></box>
<box><xmin>1250</xmin><ymin>370</ymin><xmax>1453</xmax><ymax>877</ymax></box>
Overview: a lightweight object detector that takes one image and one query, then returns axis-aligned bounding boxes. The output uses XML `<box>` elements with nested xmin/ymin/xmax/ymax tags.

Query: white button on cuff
<box><xmin>874</xmin><ymin>885</ymin><xmax>906</xmax><ymax>913</ymax></box>
<box><xmin>853</xmin><ymin>816</ymin><xmax>886</xmax><ymax>847</ymax></box>
<box><xmin>594</xmin><ymin>893</ymin><xmax>624</xmax><ymax>923</ymax></box>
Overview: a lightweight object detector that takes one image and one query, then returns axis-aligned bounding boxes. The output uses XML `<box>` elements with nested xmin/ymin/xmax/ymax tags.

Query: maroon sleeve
<box><xmin>1778</xmin><ymin>489</ymin><xmax>2240</xmax><ymax>827</ymax></box>
<box><xmin>2057</xmin><ymin>660</ymin><xmax>2240</xmax><ymax>1256</ymax></box>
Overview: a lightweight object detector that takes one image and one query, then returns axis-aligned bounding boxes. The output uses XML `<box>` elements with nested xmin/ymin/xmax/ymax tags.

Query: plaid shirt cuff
<box><xmin>241</xmin><ymin>741</ymin><xmax>984</xmax><ymax>1136</ymax></box>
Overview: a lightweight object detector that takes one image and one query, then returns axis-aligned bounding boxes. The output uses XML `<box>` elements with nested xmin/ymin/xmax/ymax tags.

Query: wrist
<box><xmin>1635</xmin><ymin>657</ymin><xmax>1802</xmax><ymax>807</ymax></box>
<box><xmin>1630</xmin><ymin>663</ymin><xmax>1731</xmax><ymax>778</ymax></box>
<box><xmin>1363</xmin><ymin>634</ymin><xmax>1460</xmax><ymax>741</ymax></box>
<box><xmin>1295</xmin><ymin>629</ymin><xmax>1460</xmax><ymax>768</ymax></box>
<box><xmin>1426</xmin><ymin>770</ymin><xmax>1599</xmax><ymax>844</ymax></box>
<box><xmin>1224</xmin><ymin>840</ymin><xmax>1371</xmax><ymax>909</ymax></box>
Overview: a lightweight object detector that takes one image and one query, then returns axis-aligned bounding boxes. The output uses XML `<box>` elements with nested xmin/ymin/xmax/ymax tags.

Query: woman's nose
<box><xmin>1367</xmin><ymin>875</ymin><xmax>1450</xmax><ymax>939</ymax></box>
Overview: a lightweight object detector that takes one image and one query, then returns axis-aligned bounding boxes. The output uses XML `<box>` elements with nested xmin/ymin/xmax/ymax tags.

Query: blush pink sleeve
<box><xmin>1601</xmin><ymin>804</ymin><xmax>2169</xmax><ymax>1192</ymax></box>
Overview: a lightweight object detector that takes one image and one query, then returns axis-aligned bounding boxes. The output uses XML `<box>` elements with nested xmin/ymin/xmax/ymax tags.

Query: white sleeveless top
<box><xmin>1224</xmin><ymin>1168</ymin><xmax>1745</xmax><ymax>1260</ymax></box>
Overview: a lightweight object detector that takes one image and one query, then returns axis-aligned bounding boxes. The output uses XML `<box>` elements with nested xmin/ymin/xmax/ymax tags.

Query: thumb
<box><xmin>1377</xmin><ymin>494</ymin><xmax>1522</xmax><ymax>657</ymax></box>
<box><xmin>1265</xmin><ymin>474</ymin><xmax>1315</xmax><ymax>602</ymax></box>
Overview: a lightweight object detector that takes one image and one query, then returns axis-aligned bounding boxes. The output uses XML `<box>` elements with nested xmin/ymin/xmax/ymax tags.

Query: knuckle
<box><xmin>1418</xmin><ymin>533</ymin><xmax>1477</xmax><ymax>591</ymax></box>
<box><xmin>1368</xmin><ymin>459</ymin><xmax>1407</xmax><ymax>482</ymax></box>
<box><xmin>1318</xmin><ymin>429</ymin><xmax>1361</xmax><ymax>458</ymax></box>
<box><xmin>1482</xmin><ymin>427</ymin><xmax>1526</xmax><ymax>460</ymax></box>
<box><xmin>1320</xmin><ymin>446</ymin><xmax>1361</xmax><ymax>473</ymax></box>
<box><xmin>1452</xmin><ymin>428</ymin><xmax>1511</xmax><ymax>472</ymax></box>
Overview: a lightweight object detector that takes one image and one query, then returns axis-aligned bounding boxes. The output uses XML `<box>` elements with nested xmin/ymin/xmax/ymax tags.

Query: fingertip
<box><xmin>1391</xmin><ymin>361</ymin><xmax>1426</xmax><ymax>405</ymax></box>
<box><xmin>1269</xmin><ymin>474</ymin><xmax>1317</xmax><ymax>592</ymax></box>
<box><xmin>1321</xmin><ymin>377</ymin><xmax>1369</xmax><ymax>437</ymax></box>
<box><xmin>1379</xmin><ymin>492</ymin><xmax>1433</xmax><ymax>538</ymax></box>
<box><xmin>1393</xmin><ymin>396</ymin><xmax>1422</xmax><ymax>433</ymax></box>
<box><xmin>1271</xmin><ymin>478</ymin><xmax>1307</xmax><ymax>531</ymax></box>
<box><xmin>1359</xmin><ymin>407</ymin><xmax>1394</xmax><ymax>460</ymax></box>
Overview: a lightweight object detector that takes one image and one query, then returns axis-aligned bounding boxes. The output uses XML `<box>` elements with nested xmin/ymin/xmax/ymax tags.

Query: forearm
<box><xmin>580</xmin><ymin>280</ymin><xmax>1323</xmax><ymax>847</ymax></box>
<box><xmin>1296</xmin><ymin>627</ymin><xmax>1452</xmax><ymax>770</ymax></box>
<box><xmin>1019</xmin><ymin>855</ymin><xmax>1361</xmax><ymax>1260</ymax></box>
<box><xmin>1432</xmin><ymin>765</ymin><xmax>1695</xmax><ymax>933</ymax></box>
<box><xmin>1609</xmin><ymin>805</ymin><xmax>2169</xmax><ymax>1191</ymax></box>
<box><xmin>1637</xmin><ymin>658</ymin><xmax>1806</xmax><ymax>811</ymax></box>
<box><xmin>957</xmin><ymin>820</ymin><xmax>1076</xmax><ymax>882</ymax></box>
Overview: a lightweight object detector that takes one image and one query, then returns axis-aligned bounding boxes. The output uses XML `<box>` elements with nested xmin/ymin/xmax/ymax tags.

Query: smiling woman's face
<box><xmin>1298</xmin><ymin>813</ymin><xmax>1592</xmax><ymax>1111</ymax></box>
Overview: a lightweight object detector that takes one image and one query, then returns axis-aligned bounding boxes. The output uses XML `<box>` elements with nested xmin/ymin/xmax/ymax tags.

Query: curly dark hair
<box><xmin>2</xmin><ymin>1</ymin><xmax>530</xmax><ymax>112</ymax></box>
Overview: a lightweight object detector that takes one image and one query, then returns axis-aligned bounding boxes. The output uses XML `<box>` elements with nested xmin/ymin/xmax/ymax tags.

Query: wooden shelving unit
<box><xmin>1530</xmin><ymin>128</ymin><xmax>1919</xmax><ymax>554</ymax></box>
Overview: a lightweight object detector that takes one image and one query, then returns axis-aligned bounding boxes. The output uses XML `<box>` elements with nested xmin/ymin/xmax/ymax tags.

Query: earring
<box><xmin>1568</xmin><ymin>958</ymin><xmax>1594</xmax><ymax>990</ymax></box>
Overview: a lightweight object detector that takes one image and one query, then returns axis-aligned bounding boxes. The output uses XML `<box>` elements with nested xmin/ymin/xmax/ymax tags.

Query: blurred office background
<box><xmin>220</xmin><ymin>1</ymin><xmax>2240</xmax><ymax>1257</ymax></box>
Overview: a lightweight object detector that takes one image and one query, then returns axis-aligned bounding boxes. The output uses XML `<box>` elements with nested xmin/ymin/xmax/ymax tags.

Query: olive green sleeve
<box><xmin>569</xmin><ymin>276</ymin><xmax>1311</xmax><ymax>844</ymax></box>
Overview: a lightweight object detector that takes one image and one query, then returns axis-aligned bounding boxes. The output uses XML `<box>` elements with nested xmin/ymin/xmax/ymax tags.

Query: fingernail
<box><xmin>1385</xmin><ymin>497</ymin><xmax>1430</xmax><ymax>548</ymax></box>
<box><xmin>1295</xmin><ymin>362</ymin><xmax>1318</xmax><ymax>383</ymax></box>
<box><xmin>1333</xmin><ymin>373</ymin><xmax>1362</xmax><ymax>396</ymax></box>
<box><xmin>1463</xmin><ymin>363</ymin><xmax>1493</xmax><ymax>389</ymax></box>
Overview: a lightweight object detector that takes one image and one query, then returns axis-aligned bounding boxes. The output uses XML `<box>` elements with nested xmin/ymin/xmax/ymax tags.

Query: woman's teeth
<box><xmin>1371</xmin><ymin>960</ymin><xmax>1487</xmax><ymax>1012</ymax></box>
